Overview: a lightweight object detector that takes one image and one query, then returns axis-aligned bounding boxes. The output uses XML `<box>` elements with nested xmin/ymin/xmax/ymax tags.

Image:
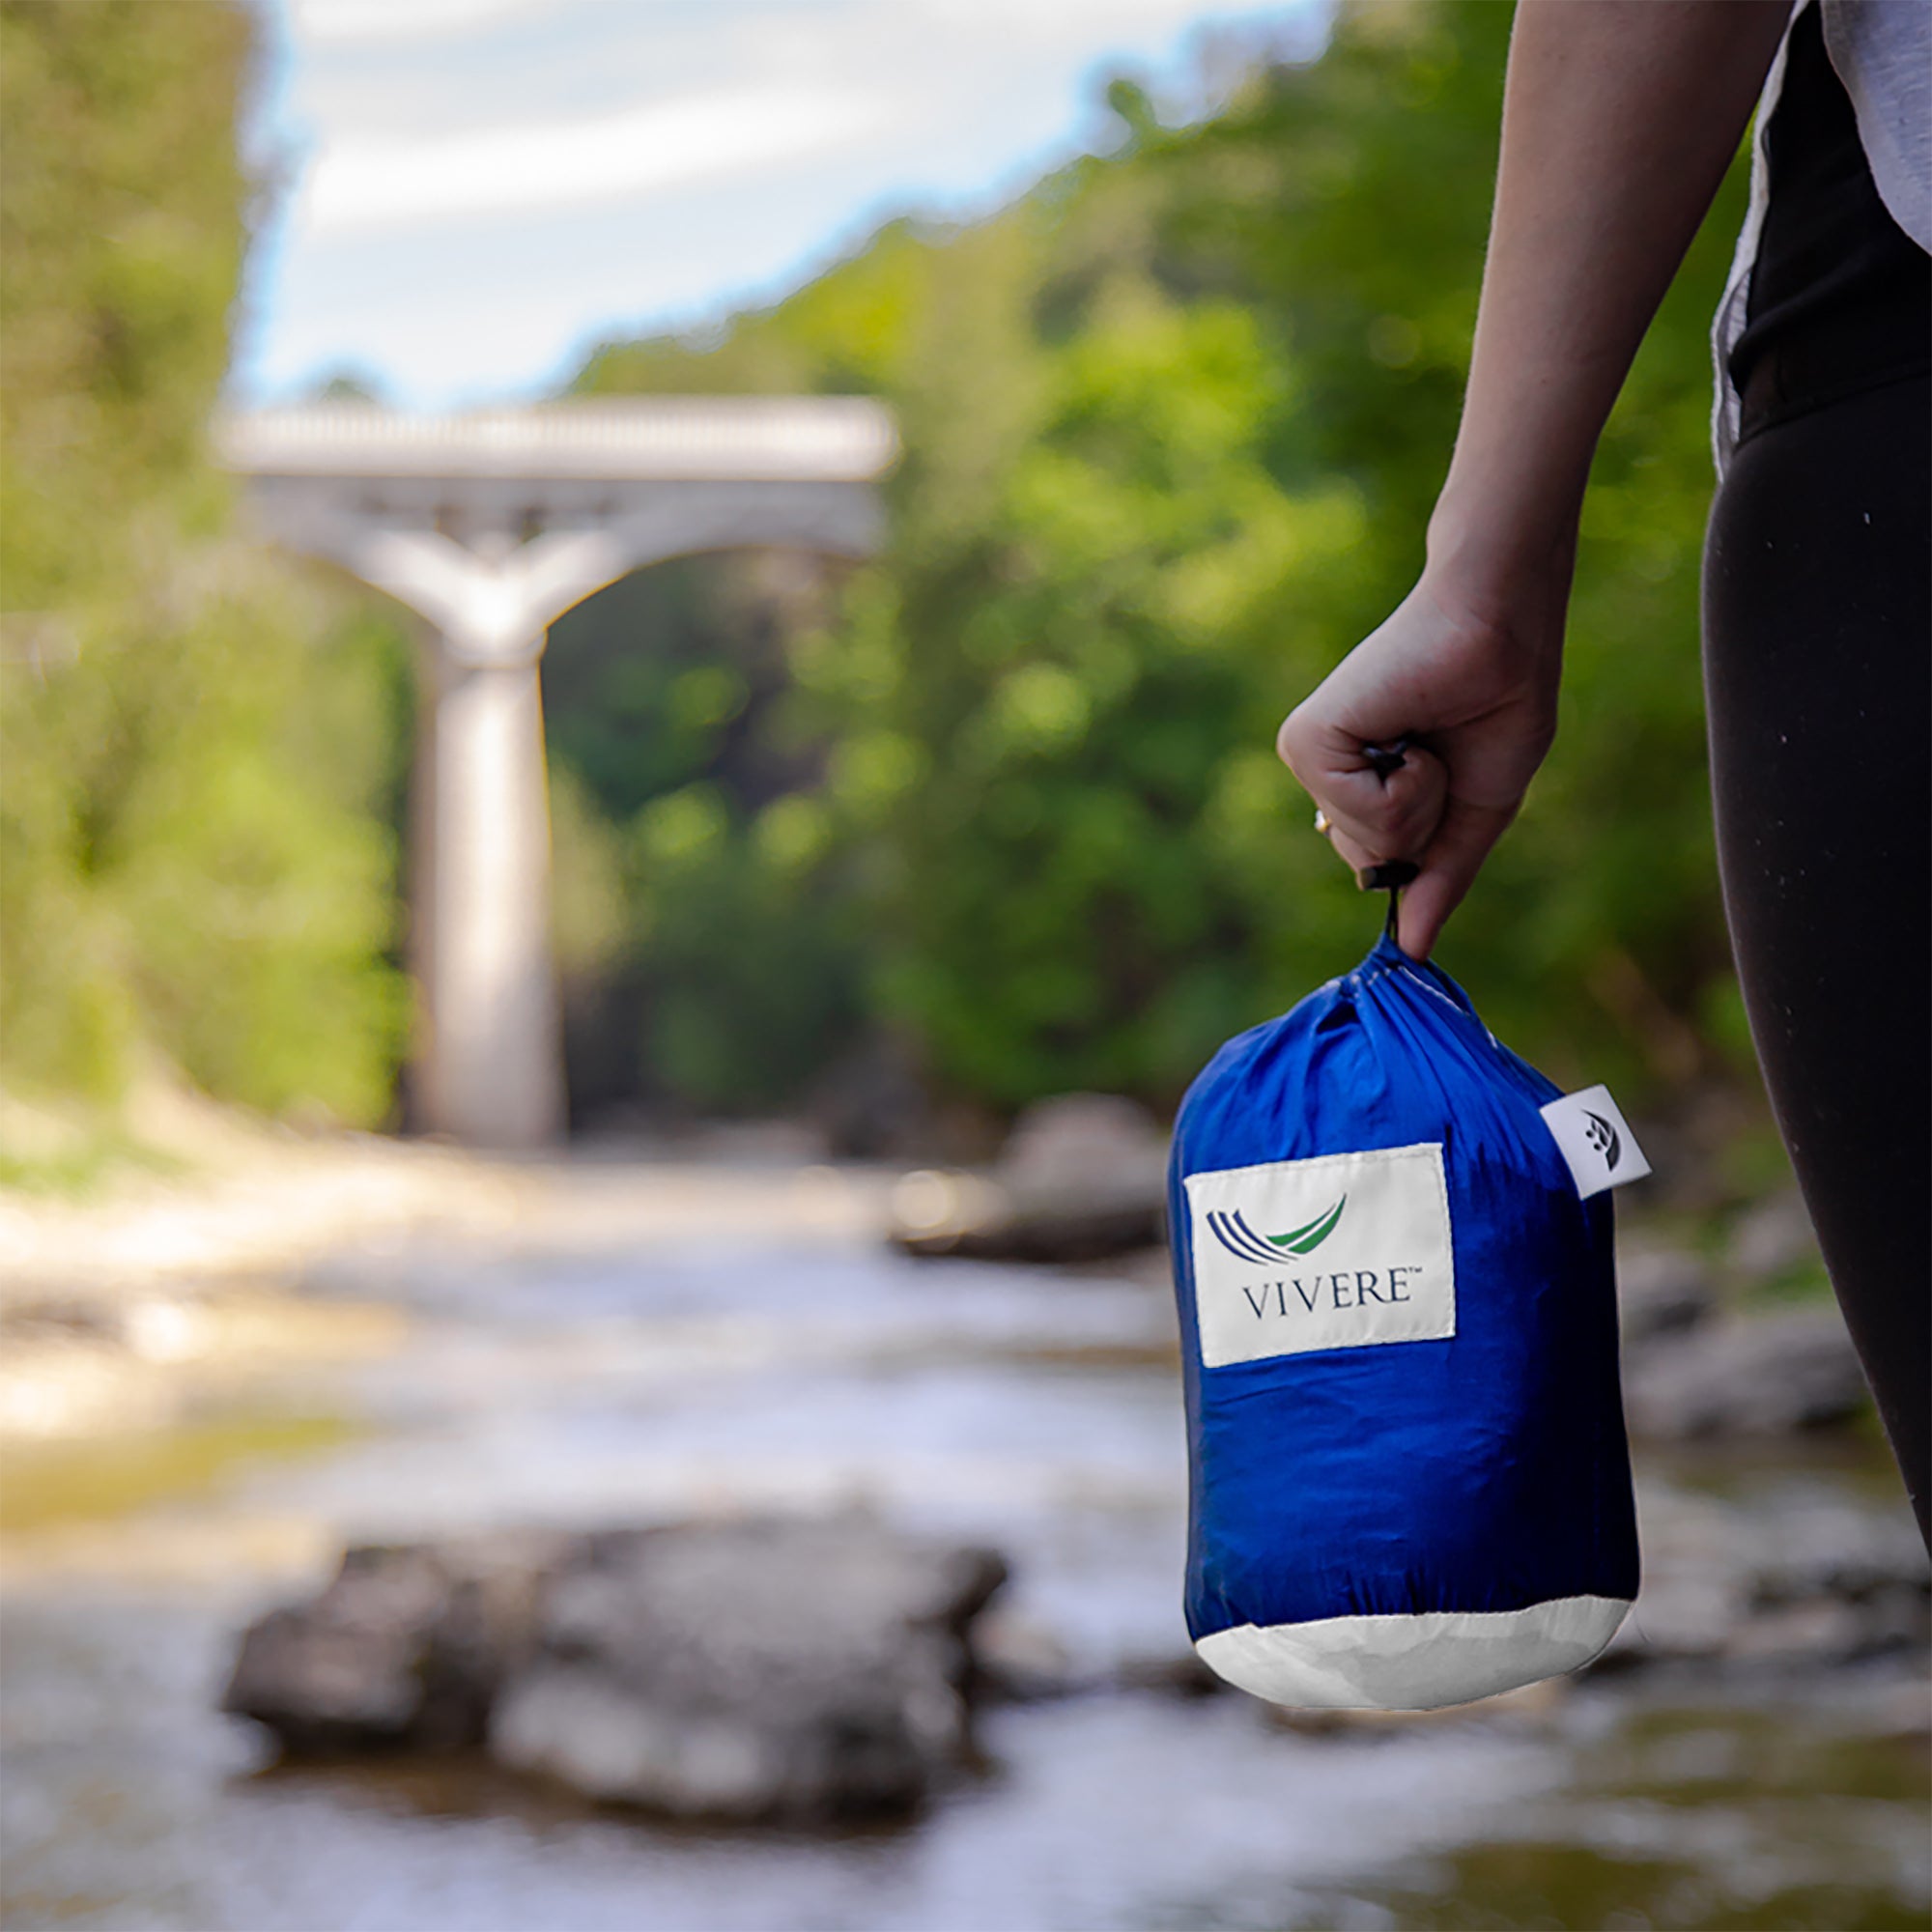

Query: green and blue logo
<box><xmin>1208</xmin><ymin>1194</ymin><xmax>1348</xmax><ymax>1266</ymax></box>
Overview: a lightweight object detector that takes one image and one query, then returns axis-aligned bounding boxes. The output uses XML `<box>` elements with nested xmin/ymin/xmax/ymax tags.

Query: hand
<box><xmin>1276</xmin><ymin>566</ymin><xmax>1567</xmax><ymax>959</ymax></box>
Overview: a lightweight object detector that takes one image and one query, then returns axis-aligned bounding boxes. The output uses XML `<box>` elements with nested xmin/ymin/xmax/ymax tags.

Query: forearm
<box><xmin>1429</xmin><ymin>0</ymin><xmax>1790</xmax><ymax>607</ymax></box>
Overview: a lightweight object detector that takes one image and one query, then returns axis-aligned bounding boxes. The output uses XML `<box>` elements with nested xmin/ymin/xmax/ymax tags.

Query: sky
<box><xmin>240</xmin><ymin>0</ymin><xmax>1324</xmax><ymax>411</ymax></box>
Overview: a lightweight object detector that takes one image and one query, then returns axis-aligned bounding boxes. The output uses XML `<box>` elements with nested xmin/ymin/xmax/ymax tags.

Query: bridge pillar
<box><xmin>412</xmin><ymin>629</ymin><xmax>563</xmax><ymax>1147</ymax></box>
<box><xmin>218</xmin><ymin>402</ymin><xmax>897</xmax><ymax>1149</ymax></box>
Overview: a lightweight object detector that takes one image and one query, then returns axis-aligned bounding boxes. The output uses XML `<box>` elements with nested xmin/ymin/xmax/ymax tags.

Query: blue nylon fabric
<box><xmin>1168</xmin><ymin>934</ymin><xmax>1640</xmax><ymax>1641</ymax></box>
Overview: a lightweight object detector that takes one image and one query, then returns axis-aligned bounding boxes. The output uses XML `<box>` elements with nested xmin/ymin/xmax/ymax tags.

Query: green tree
<box><xmin>566</xmin><ymin>0</ymin><xmax>1752</xmax><ymax>1117</ymax></box>
<box><xmin>543</xmin><ymin>552</ymin><xmax>869</xmax><ymax>1116</ymax></box>
<box><xmin>0</xmin><ymin>0</ymin><xmax>408</xmax><ymax>1122</ymax></box>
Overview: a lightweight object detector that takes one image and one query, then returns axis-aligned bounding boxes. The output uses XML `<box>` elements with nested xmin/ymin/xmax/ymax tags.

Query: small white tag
<box><xmin>1540</xmin><ymin>1085</ymin><xmax>1651</xmax><ymax>1199</ymax></box>
<box><xmin>1184</xmin><ymin>1143</ymin><xmax>1455</xmax><ymax>1369</ymax></box>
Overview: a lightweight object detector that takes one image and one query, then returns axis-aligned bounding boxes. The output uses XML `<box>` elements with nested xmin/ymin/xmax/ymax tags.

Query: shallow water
<box><xmin>2</xmin><ymin>1175</ymin><xmax>1925</xmax><ymax>1931</ymax></box>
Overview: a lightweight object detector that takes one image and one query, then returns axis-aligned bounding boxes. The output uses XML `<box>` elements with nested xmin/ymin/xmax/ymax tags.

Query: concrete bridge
<box><xmin>219</xmin><ymin>398</ymin><xmax>897</xmax><ymax>1148</ymax></box>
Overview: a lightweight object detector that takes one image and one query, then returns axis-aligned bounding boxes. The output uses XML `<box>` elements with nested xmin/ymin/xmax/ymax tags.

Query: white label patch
<box><xmin>1184</xmin><ymin>1143</ymin><xmax>1455</xmax><ymax>1369</ymax></box>
<box><xmin>1539</xmin><ymin>1085</ymin><xmax>1651</xmax><ymax>1199</ymax></box>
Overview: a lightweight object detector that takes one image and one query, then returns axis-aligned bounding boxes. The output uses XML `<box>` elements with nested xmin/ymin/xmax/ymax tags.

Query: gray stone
<box><xmin>1734</xmin><ymin>1498</ymin><xmax>1932</xmax><ymax>1661</ymax></box>
<box><xmin>996</xmin><ymin>1094</ymin><xmax>1169</xmax><ymax>1196</ymax></box>
<box><xmin>226</xmin><ymin>1516</ymin><xmax>1008</xmax><ymax>1825</ymax></box>
<box><xmin>1847</xmin><ymin>1585</ymin><xmax>1932</xmax><ymax>1655</ymax></box>
<box><xmin>223</xmin><ymin>1529</ymin><xmax>569</xmax><ymax>1751</ymax></box>
<box><xmin>490</xmin><ymin>1520</ymin><xmax>1006</xmax><ymax>1822</ymax></box>
<box><xmin>1591</xmin><ymin>1476</ymin><xmax>1928</xmax><ymax>1680</ymax></box>
<box><xmin>1596</xmin><ymin>1485</ymin><xmax>1752</xmax><ymax>1669</ymax></box>
<box><xmin>972</xmin><ymin>1606</ymin><xmax>1085</xmax><ymax>1702</ymax></box>
<box><xmin>1722</xmin><ymin>1595</ymin><xmax>1875</xmax><ymax>1663</ymax></box>
<box><xmin>1615</xmin><ymin>1242</ymin><xmax>1714</xmax><ymax>1349</ymax></box>
<box><xmin>1622</xmin><ymin>1309</ymin><xmax>1867</xmax><ymax>1439</ymax></box>
<box><xmin>1725</xmin><ymin>1531</ymin><xmax>1929</xmax><ymax>1666</ymax></box>
<box><xmin>889</xmin><ymin>1094</ymin><xmax>1170</xmax><ymax>1263</ymax></box>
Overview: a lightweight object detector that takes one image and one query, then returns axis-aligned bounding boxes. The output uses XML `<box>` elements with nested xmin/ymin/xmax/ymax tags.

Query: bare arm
<box><xmin>1278</xmin><ymin>0</ymin><xmax>1792</xmax><ymax>958</ymax></box>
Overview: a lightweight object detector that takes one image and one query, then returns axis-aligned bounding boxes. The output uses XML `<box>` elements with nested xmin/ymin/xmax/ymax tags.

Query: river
<box><xmin>1</xmin><ymin>1155</ymin><xmax>1924</xmax><ymax>1931</ymax></box>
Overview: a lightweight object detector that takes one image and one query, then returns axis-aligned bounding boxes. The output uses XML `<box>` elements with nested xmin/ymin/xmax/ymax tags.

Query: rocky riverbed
<box><xmin>1</xmin><ymin>1117</ymin><xmax>1926</xmax><ymax>1930</ymax></box>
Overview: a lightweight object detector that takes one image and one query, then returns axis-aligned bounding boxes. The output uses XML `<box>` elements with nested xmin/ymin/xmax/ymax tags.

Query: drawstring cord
<box><xmin>1355</xmin><ymin>738</ymin><xmax>1419</xmax><ymax>943</ymax></box>
<box><xmin>1370</xmin><ymin>865</ymin><xmax>1417</xmax><ymax>942</ymax></box>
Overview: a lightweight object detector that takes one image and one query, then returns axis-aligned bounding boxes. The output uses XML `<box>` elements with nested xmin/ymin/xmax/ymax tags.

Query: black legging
<box><xmin>1703</xmin><ymin>368</ymin><xmax>1931</xmax><ymax>1548</ymax></box>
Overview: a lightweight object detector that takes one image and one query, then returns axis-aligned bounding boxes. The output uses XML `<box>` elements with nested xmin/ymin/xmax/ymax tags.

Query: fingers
<box><xmin>1276</xmin><ymin>582</ymin><xmax>1557</xmax><ymax>957</ymax></box>
<box><xmin>1279</xmin><ymin>710</ymin><xmax>1450</xmax><ymax>867</ymax></box>
<box><xmin>1322</xmin><ymin>820</ymin><xmax>1380</xmax><ymax>878</ymax></box>
<box><xmin>1392</xmin><ymin>796</ymin><xmax>1517</xmax><ymax>960</ymax></box>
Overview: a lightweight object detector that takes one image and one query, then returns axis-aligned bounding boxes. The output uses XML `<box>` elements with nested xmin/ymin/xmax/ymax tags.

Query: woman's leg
<box><xmin>1703</xmin><ymin>371</ymin><xmax>1931</xmax><ymax>1548</ymax></box>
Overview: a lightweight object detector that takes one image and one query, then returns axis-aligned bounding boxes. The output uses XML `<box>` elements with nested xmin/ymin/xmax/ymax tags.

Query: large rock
<box><xmin>223</xmin><ymin>1528</ymin><xmax>570</xmax><ymax>1750</ymax></box>
<box><xmin>1623</xmin><ymin>1307</ymin><xmax>1868</xmax><ymax>1438</ymax></box>
<box><xmin>890</xmin><ymin>1094</ymin><xmax>1169</xmax><ymax>1262</ymax></box>
<box><xmin>226</xmin><ymin>1517</ymin><xmax>1007</xmax><ymax>1825</ymax></box>
<box><xmin>996</xmin><ymin>1094</ymin><xmax>1169</xmax><ymax>1196</ymax></box>
<box><xmin>492</xmin><ymin>1520</ymin><xmax>1005</xmax><ymax>1822</ymax></box>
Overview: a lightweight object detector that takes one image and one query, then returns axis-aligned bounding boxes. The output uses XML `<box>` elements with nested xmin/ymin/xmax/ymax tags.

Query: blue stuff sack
<box><xmin>1167</xmin><ymin>931</ymin><xmax>1640</xmax><ymax>1710</ymax></box>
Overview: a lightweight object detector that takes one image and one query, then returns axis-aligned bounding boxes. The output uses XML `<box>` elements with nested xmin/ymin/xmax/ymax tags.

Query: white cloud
<box><xmin>302</xmin><ymin>79</ymin><xmax>888</xmax><ymax>235</ymax></box>
<box><xmin>244</xmin><ymin>0</ymin><xmax>1323</xmax><ymax>406</ymax></box>
<box><xmin>291</xmin><ymin>0</ymin><xmax>556</xmax><ymax>46</ymax></box>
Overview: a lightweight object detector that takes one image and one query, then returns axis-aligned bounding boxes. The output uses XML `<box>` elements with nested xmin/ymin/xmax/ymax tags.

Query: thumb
<box><xmin>1393</xmin><ymin>796</ymin><xmax>1516</xmax><ymax>960</ymax></box>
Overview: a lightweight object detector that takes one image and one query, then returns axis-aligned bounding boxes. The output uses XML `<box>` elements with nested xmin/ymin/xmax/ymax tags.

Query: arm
<box><xmin>1277</xmin><ymin>0</ymin><xmax>1792</xmax><ymax>958</ymax></box>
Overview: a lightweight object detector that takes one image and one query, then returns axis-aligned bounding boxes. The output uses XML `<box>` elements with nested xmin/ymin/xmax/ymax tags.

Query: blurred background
<box><xmin>0</xmin><ymin>2</ymin><xmax>1925</xmax><ymax>1928</ymax></box>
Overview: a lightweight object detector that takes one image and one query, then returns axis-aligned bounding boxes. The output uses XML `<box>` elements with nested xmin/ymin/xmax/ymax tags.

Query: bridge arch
<box><xmin>220</xmin><ymin>400</ymin><xmax>896</xmax><ymax>1146</ymax></box>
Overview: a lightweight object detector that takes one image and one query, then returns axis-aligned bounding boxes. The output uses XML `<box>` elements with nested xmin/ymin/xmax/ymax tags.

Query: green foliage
<box><xmin>545</xmin><ymin>554</ymin><xmax>866</xmax><ymax>1114</ymax></box>
<box><xmin>0</xmin><ymin>0</ymin><xmax>409</xmax><ymax>1124</ymax></box>
<box><xmin>0</xmin><ymin>0</ymin><xmax>247</xmax><ymax>611</ymax></box>
<box><xmin>623</xmin><ymin>780</ymin><xmax>866</xmax><ymax>1112</ymax></box>
<box><xmin>1</xmin><ymin>534</ymin><xmax>411</xmax><ymax>1120</ymax></box>
<box><xmin>569</xmin><ymin>0</ymin><xmax>1752</xmax><ymax>1116</ymax></box>
<box><xmin>791</xmin><ymin>289</ymin><xmax>1378</xmax><ymax>1104</ymax></box>
<box><xmin>548</xmin><ymin>761</ymin><xmax>630</xmax><ymax>984</ymax></box>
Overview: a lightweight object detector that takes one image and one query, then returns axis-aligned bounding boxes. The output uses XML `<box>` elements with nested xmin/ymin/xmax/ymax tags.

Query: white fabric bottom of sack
<box><xmin>1195</xmin><ymin>1593</ymin><xmax>1631</xmax><ymax>1711</ymax></box>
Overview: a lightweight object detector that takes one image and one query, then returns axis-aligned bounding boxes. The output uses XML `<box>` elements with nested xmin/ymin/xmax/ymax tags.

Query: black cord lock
<box><xmin>1356</xmin><ymin>739</ymin><xmax>1420</xmax><ymax>934</ymax></box>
